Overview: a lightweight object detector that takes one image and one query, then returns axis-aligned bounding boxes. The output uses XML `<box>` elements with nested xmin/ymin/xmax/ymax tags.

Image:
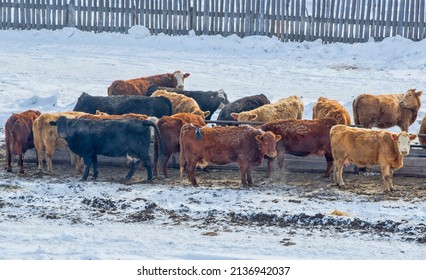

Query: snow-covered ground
<box><xmin>0</xmin><ymin>26</ymin><xmax>425</xmax><ymax>264</ymax></box>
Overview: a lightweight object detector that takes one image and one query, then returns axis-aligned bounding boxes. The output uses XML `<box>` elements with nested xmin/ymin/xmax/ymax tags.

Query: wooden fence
<box><xmin>1</xmin><ymin>0</ymin><xmax>425</xmax><ymax>43</ymax></box>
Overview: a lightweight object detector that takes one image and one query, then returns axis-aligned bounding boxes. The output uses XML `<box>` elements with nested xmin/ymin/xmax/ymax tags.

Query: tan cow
<box><xmin>352</xmin><ymin>89</ymin><xmax>422</xmax><ymax>132</ymax></box>
<box><xmin>151</xmin><ymin>90</ymin><xmax>210</xmax><ymax>119</ymax></box>
<box><xmin>418</xmin><ymin>114</ymin><xmax>426</xmax><ymax>146</ymax></box>
<box><xmin>230</xmin><ymin>95</ymin><xmax>304</xmax><ymax>122</ymax></box>
<box><xmin>313</xmin><ymin>97</ymin><xmax>351</xmax><ymax>125</ymax></box>
<box><xmin>330</xmin><ymin>125</ymin><xmax>416</xmax><ymax>192</ymax></box>
<box><xmin>33</xmin><ymin>111</ymin><xmax>86</xmax><ymax>173</ymax></box>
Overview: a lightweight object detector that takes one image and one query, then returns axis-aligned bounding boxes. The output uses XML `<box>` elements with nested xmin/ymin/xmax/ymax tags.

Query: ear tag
<box><xmin>196</xmin><ymin>128</ymin><xmax>202</xmax><ymax>141</ymax></box>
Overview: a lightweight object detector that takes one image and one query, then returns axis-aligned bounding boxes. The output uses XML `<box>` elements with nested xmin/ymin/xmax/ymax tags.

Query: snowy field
<box><xmin>0</xmin><ymin>26</ymin><xmax>426</xmax><ymax>266</ymax></box>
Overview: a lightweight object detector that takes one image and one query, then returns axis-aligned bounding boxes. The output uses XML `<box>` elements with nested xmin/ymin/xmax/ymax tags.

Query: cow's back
<box><xmin>331</xmin><ymin>125</ymin><xmax>396</xmax><ymax>167</ymax></box>
<box><xmin>218</xmin><ymin>94</ymin><xmax>270</xmax><ymax>121</ymax></box>
<box><xmin>259</xmin><ymin>118</ymin><xmax>336</xmax><ymax>156</ymax></box>
<box><xmin>313</xmin><ymin>97</ymin><xmax>351</xmax><ymax>125</ymax></box>
<box><xmin>181</xmin><ymin>125</ymin><xmax>263</xmax><ymax>164</ymax></box>
<box><xmin>116</xmin><ymin>96</ymin><xmax>172</xmax><ymax>117</ymax></box>
<box><xmin>352</xmin><ymin>93</ymin><xmax>403</xmax><ymax>128</ymax></box>
<box><xmin>6</xmin><ymin>110</ymin><xmax>41</xmax><ymax>155</ymax></box>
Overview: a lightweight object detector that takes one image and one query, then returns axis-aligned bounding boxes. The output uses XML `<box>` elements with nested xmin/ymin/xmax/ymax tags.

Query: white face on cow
<box><xmin>173</xmin><ymin>71</ymin><xmax>190</xmax><ymax>90</ymax></box>
<box><xmin>396</xmin><ymin>132</ymin><xmax>415</xmax><ymax>156</ymax></box>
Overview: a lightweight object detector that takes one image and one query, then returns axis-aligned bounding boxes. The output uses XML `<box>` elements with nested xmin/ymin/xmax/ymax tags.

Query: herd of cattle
<box><xmin>3</xmin><ymin>70</ymin><xmax>425</xmax><ymax>192</ymax></box>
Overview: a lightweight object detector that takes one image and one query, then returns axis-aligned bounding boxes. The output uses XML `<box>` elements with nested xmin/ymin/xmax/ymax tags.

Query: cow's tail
<box><xmin>5</xmin><ymin>121</ymin><xmax>13</xmax><ymax>169</ymax></box>
<box><xmin>143</xmin><ymin>120</ymin><xmax>164</xmax><ymax>157</ymax></box>
<box><xmin>179</xmin><ymin>124</ymin><xmax>189</xmax><ymax>178</ymax></box>
<box><xmin>32</xmin><ymin>115</ymin><xmax>44</xmax><ymax>153</ymax></box>
<box><xmin>352</xmin><ymin>96</ymin><xmax>360</xmax><ymax>126</ymax></box>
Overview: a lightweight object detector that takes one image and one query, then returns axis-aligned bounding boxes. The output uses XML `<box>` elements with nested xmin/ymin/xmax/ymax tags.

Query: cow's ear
<box><xmin>416</xmin><ymin>90</ymin><xmax>423</xmax><ymax>97</ymax></box>
<box><xmin>49</xmin><ymin>121</ymin><xmax>57</xmax><ymax>126</ymax></box>
<box><xmin>203</xmin><ymin>111</ymin><xmax>210</xmax><ymax>118</ymax></box>
<box><xmin>231</xmin><ymin>113</ymin><xmax>239</xmax><ymax>120</ymax></box>
<box><xmin>255</xmin><ymin>135</ymin><xmax>262</xmax><ymax>143</ymax></box>
<box><xmin>184</xmin><ymin>73</ymin><xmax>190</xmax><ymax>78</ymax></box>
<box><xmin>275</xmin><ymin>135</ymin><xmax>282</xmax><ymax>142</ymax></box>
<box><xmin>249</xmin><ymin>114</ymin><xmax>257</xmax><ymax>121</ymax></box>
<box><xmin>409</xmin><ymin>134</ymin><xmax>417</xmax><ymax>141</ymax></box>
<box><xmin>391</xmin><ymin>134</ymin><xmax>398</xmax><ymax>141</ymax></box>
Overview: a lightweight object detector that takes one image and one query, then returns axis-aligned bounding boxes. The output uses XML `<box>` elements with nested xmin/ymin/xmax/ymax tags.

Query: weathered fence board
<box><xmin>0</xmin><ymin>0</ymin><xmax>425</xmax><ymax>43</ymax></box>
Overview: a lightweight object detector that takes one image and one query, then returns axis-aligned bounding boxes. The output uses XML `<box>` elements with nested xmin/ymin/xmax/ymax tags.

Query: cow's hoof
<box><xmin>80</xmin><ymin>177</ymin><xmax>88</xmax><ymax>181</ymax></box>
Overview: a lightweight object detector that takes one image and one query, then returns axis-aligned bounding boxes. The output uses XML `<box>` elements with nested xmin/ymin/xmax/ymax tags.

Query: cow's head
<box><xmin>255</xmin><ymin>131</ymin><xmax>281</xmax><ymax>158</ymax></box>
<box><xmin>193</xmin><ymin>109</ymin><xmax>210</xmax><ymax>119</ymax></box>
<box><xmin>399</xmin><ymin>89</ymin><xmax>422</xmax><ymax>110</ymax></box>
<box><xmin>216</xmin><ymin>89</ymin><xmax>230</xmax><ymax>109</ymax></box>
<box><xmin>392</xmin><ymin>132</ymin><xmax>417</xmax><ymax>156</ymax></box>
<box><xmin>49</xmin><ymin>116</ymin><xmax>70</xmax><ymax>138</ymax></box>
<box><xmin>173</xmin><ymin>71</ymin><xmax>190</xmax><ymax>90</ymax></box>
<box><xmin>231</xmin><ymin>112</ymin><xmax>258</xmax><ymax>122</ymax></box>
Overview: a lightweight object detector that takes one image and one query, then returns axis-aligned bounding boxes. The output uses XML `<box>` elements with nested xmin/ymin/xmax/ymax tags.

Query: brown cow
<box><xmin>5</xmin><ymin>109</ymin><xmax>41</xmax><ymax>173</ymax></box>
<box><xmin>313</xmin><ymin>97</ymin><xmax>351</xmax><ymax>125</ymax></box>
<box><xmin>330</xmin><ymin>125</ymin><xmax>416</xmax><ymax>192</ymax></box>
<box><xmin>352</xmin><ymin>89</ymin><xmax>422</xmax><ymax>132</ymax></box>
<box><xmin>33</xmin><ymin>111</ymin><xmax>86</xmax><ymax>173</ymax></box>
<box><xmin>231</xmin><ymin>95</ymin><xmax>304</xmax><ymax>122</ymax></box>
<box><xmin>418</xmin><ymin>114</ymin><xmax>426</xmax><ymax>146</ymax></box>
<box><xmin>153</xmin><ymin>113</ymin><xmax>206</xmax><ymax>177</ymax></box>
<box><xmin>108</xmin><ymin>71</ymin><xmax>190</xmax><ymax>96</ymax></box>
<box><xmin>151</xmin><ymin>90</ymin><xmax>210</xmax><ymax>118</ymax></box>
<box><xmin>257</xmin><ymin>118</ymin><xmax>337</xmax><ymax>178</ymax></box>
<box><xmin>179</xmin><ymin>124</ymin><xmax>281</xmax><ymax>186</ymax></box>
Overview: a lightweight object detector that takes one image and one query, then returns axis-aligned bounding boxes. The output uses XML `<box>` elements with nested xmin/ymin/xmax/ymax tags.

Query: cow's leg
<box><xmin>6</xmin><ymin>146</ymin><xmax>12</xmax><ymax>172</ymax></box>
<box><xmin>334</xmin><ymin>160</ymin><xmax>345</xmax><ymax>187</ymax></box>
<box><xmin>45</xmin><ymin>145</ymin><xmax>55</xmax><ymax>173</ymax></box>
<box><xmin>324</xmin><ymin>153</ymin><xmax>334</xmax><ymax>178</ymax></box>
<box><xmin>92</xmin><ymin>154</ymin><xmax>98</xmax><ymax>179</ymax></box>
<box><xmin>160</xmin><ymin>153</ymin><xmax>171</xmax><ymax>178</ymax></box>
<box><xmin>73</xmin><ymin>153</ymin><xmax>84</xmax><ymax>173</ymax></box>
<box><xmin>36</xmin><ymin>147</ymin><xmax>44</xmax><ymax>172</ymax></box>
<box><xmin>140</xmin><ymin>154</ymin><xmax>153</xmax><ymax>181</ymax></box>
<box><xmin>246</xmin><ymin>166</ymin><xmax>254</xmax><ymax>186</ymax></box>
<box><xmin>276</xmin><ymin>150</ymin><xmax>285</xmax><ymax>179</ymax></box>
<box><xmin>239</xmin><ymin>164</ymin><xmax>249</xmax><ymax>186</ymax></box>
<box><xmin>81</xmin><ymin>156</ymin><xmax>91</xmax><ymax>181</ymax></box>
<box><xmin>186</xmin><ymin>160</ymin><xmax>198</xmax><ymax>187</ymax></box>
<box><xmin>18</xmin><ymin>154</ymin><xmax>24</xmax><ymax>174</ymax></box>
<box><xmin>153</xmin><ymin>142</ymin><xmax>159</xmax><ymax>176</ymax></box>
<box><xmin>266</xmin><ymin>156</ymin><xmax>274</xmax><ymax>178</ymax></box>
<box><xmin>381</xmin><ymin>165</ymin><xmax>393</xmax><ymax>192</ymax></box>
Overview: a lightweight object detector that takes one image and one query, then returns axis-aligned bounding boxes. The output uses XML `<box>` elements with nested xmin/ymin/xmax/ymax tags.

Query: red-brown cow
<box><xmin>154</xmin><ymin>113</ymin><xmax>206</xmax><ymax>177</ymax></box>
<box><xmin>257</xmin><ymin>118</ymin><xmax>337</xmax><ymax>178</ymax></box>
<box><xmin>107</xmin><ymin>71</ymin><xmax>190</xmax><ymax>96</ymax></box>
<box><xmin>179</xmin><ymin>124</ymin><xmax>281</xmax><ymax>186</ymax></box>
<box><xmin>5</xmin><ymin>109</ymin><xmax>41</xmax><ymax>173</ymax></box>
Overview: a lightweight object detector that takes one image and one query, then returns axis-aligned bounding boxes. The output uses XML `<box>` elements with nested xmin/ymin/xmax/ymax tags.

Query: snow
<box><xmin>0</xmin><ymin>25</ymin><xmax>426</xmax><ymax>264</ymax></box>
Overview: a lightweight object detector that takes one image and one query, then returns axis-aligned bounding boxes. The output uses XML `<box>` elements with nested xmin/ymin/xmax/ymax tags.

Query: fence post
<box><xmin>67</xmin><ymin>0</ymin><xmax>76</xmax><ymax>27</ymax></box>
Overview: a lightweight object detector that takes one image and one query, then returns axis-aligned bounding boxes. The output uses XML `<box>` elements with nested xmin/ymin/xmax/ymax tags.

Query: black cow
<box><xmin>50</xmin><ymin>117</ymin><xmax>164</xmax><ymax>181</ymax></box>
<box><xmin>73</xmin><ymin>92</ymin><xmax>172</xmax><ymax>118</ymax></box>
<box><xmin>217</xmin><ymin>94</ymin><xmax>270</xmax><ymax>122</ymax></box>
<box><xmin>146</xmin><ymin>85</ymin><xmax>229</xmax><ymax>120</ymax></box>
